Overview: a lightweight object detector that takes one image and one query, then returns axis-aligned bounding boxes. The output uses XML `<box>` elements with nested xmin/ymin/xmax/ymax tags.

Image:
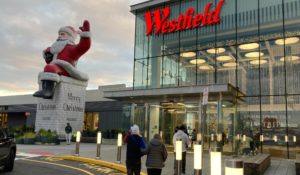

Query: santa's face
<box><xmin>58</xmin><ymin>31</ymin><xmax>70</xmax><ymax>41</ymax></box>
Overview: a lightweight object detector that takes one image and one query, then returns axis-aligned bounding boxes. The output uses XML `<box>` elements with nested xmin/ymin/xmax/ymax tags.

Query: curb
<box><xmin>56</xmin><ymin>155</ymin><xmax>147</xmax><ymax>175</ymax></box>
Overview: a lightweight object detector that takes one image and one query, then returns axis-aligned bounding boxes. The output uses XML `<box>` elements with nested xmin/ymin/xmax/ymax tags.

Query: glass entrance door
<box><xmin>152</xmin><ymin>100</ymin><xmax>237</xmax><ymax>154</ymax></box>
<box><xmin>158</xmin><ymin>102</ymin><xmax>199</xmax><ymax>145</ymax></box>
<box><xmin>202</xmin><ymin>101</ymin><xmax>236</xmax><ymax>154</ymax></box>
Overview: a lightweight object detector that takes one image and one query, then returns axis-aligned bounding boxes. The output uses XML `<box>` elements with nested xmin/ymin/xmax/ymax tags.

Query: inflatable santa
<box><xmin>33</xmin><ymin>20</ymin><xmax>91</xmax><ymax>99</ymax></box>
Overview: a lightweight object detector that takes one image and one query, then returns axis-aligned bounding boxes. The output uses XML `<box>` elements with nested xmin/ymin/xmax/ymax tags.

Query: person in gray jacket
<box><xmin>146</xmin><ymin>134</ymin><xmax>168</xmax><ymax>175</ymax></box>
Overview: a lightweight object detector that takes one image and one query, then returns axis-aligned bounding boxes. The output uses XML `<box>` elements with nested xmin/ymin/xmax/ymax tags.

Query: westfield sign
<box><xmin>144</xmin><ymin>0</ymin><xmax>225</xmax><ymax>36</ymax></box>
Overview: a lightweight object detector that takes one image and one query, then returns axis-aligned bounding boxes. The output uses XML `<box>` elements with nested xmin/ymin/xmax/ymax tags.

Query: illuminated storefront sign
<box><xmin>144</xmin><ymin>0</ymin><xmax>225</xmax><ymax>36</ymax></box>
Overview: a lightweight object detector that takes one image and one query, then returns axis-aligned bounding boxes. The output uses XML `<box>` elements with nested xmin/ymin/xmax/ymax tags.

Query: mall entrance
<box><xmin>104</xmin><ymin>84</ymin><xmax>245</xmax><ymax>154</ymax></box>
<box><xmin>148</xmin><ymin>99</ymin><xmax>238</xmax><ymax>154</ymax></box>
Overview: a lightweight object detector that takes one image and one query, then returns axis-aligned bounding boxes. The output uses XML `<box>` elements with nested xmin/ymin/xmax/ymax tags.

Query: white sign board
<box><xmin>202</xmin><ymin>86</ymin><xmax>209</xmax><ymax>105</ymax></box>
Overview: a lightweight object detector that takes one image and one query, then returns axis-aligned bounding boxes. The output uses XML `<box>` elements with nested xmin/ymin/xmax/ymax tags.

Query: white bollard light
<box><xmin>117</xmin><ymin>133</ymin><xmax>122</xmax><ymax>147</ymax></box>
<box><xmin>96</xmin><ymin>131</ymin><xmax>102</xmax><ymax>159</ymax></box>
<box><xmin>76</xmin><ymin>131</ymin><xmax>81</xmax><ymax>142</ymax></box>
<box><xmin>194</xmin><ymin>143</ymin><xmax>202</xmax><ymax>175</ymax></box>
<box><xmin>225</xmin><ymin>159</ymin><xmax>243</xmax><ymax>175</ymax></box>
<box><xmin>97</xmin><ymin>132</ymin><xmax>102</xmax><ymax>144</ymax></box>
<box><xmin>75</xmin><ymin>131</ymin><xmax>81</xmax><ymax>156</ymax></box>
<box><xmin>210</xmin><ymin>147</ymin><xmax>221</xmax><ymax>175</ymax></box>
<box><xmin>116</xmin><ymin>133</ymin><xmax>122</xmax><ymax>163</ymax></box>
<box><xmin>285</xmin><ymin>135</ymin><xmax>288</xmax><ymax>143</ymax></box>
<box><xmin>294</xmin><ymin>136</ymin><xmax>297</xmax><ymax>143</ymax></box>
<box><xmin>176</xmin><ymin>139</ymin><xmax>182</xmax><ymax>175</ymax></box>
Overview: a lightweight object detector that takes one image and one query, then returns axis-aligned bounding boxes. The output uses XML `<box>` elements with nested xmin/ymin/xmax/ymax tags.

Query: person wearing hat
<box><xmin>126</xmin><ymin>124</ymin><xmax>146</xmax><ymax>175</ymax></box>
<box><xmin>33</xmin><ymin>20</ymin><xmax>91</xmax><ymax>99</ymax></box>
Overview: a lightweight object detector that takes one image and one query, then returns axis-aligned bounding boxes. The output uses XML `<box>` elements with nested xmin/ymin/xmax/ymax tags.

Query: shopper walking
<box><xmin>173</xmin><ymin>125</ymin><xmax>190</xmax><ymax>175</ymax></box>
<box><xmin>65</xmin><ymin>123</ymin><xmax>72</xmax><ymax>145</ymax></box>
<box><xmin>126</xmin><ymin>124</ymin><xmax>146</xmax><ymax>175</ymax></box>
<box><xmin>146</xmin><ymin>134</ymin><xmax>168</xmax><ymax>175</ymax></box>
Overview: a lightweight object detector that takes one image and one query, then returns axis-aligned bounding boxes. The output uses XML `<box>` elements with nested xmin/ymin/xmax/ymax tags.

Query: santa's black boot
<box><xmin>33</xmin><ymin>80</ymin><xmax>56</xmax><ymax>99</ymax></box>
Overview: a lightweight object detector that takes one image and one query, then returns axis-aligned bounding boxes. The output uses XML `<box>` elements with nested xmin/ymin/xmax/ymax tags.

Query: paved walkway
<box><xmin>17</xmin><ymin>142</ymin><xmax>296</xmax><ymax>175</ymax></box>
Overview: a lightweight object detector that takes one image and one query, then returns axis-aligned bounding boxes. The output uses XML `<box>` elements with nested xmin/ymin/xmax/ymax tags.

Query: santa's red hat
<box><xmin>58</xmin><ymin>26</ymin><xmax>78</xmax><ymax>42</ymax></box>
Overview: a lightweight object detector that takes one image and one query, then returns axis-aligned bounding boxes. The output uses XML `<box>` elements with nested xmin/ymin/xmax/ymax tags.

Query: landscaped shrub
<box><xmin>23</xmin><ymin>132</ymin><xmax>36</xmax><ymax>144</ymax></box>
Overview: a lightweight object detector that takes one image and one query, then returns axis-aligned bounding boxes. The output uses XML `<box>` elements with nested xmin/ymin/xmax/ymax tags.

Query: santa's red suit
<box><xmin>33</xmin><ymin>20</ymin><xmax>91</xmax><ymax>99</ymax></box>
<box><xmin>43</xmin><ymin>20</ymin><xmax>91</xmax><ymax>81</ymax></box>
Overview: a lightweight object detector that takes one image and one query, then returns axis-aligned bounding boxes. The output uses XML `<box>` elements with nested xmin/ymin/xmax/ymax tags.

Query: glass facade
<box><xmin>132</xmin><ymin>0</ymin><xmax>300</xmax><ymax>158</ymax></box>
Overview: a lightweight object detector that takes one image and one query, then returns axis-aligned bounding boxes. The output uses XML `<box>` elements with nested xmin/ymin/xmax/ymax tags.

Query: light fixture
<box><xmin>75</xmin><ymin>131</ymin><xmax>81</xmax><ymax>156</ymax></box>
<box><xmin>211</xmin><ymin>134</ymin><xmax>214</xmax><ymax>141</ymax></box>
<box><xmin>197</xmin><ymin>133</ymin><xmax>202</xmax><ymax>142</ymax></box>
<box><xmin>207</xmin><ymin>48</ymin><xmax>226</xmax><ymax>54</ymax></box>
<box><xmin>225</xmin><ymin>159</ymin><xmax>243</xmax><ymax>175</ymax></box>
<box><xmin>245</xmin><ymin>52</ymin><xmax>264</xmax><ymax>58</ymax></box>
<box><xmin>274</xmin><ymin>135</ymin><xmax>278</xmax><ymax>142</ymax></box>
<box><xmin>243</xmin><ymin>135</ymin><xmax>246</xmax><ymax>142</ymax></box>
<box><xmin>275</xmin><ymin>37</ymin><xmax>299</xmax><ymax>45</ymax></box>
<box><xmin>176</xmin><ymin>139</ymin><xmax>182</xmax><ymax>160</ymax></box>
<box><xmin>175</xmin><ymin>139</ymin><xmax>182</xmax><ymax>175</ymax></box>
<box><xmin>217</xmin><ymin>134</ymin><xmax>222</xmax><ymax>142</ymax></box>
<box><xmin>250</xmin><ymin>59</ymin><xmax>267</xmax><ymax>65</ymax></box>
<box><xmin>223</xmin><ymin>62</ymin><xmax>237</xmax><ymax>67</ymax></box>
<box><xmin>76</xmin><ymin>131</ymin><xmax>81</xmax><ymax>142</ymax></box>
<box><xmin>260</xmin><ymin>135</ymin><xmax>264</xmax><ymax>142</ymax></box>
<box><xmin>199</xmin><ymin>65</ymin><xmax>213</xmax><ymax>70</ymax></box>
<box><xmin>294</xmin><ymin>136</ymin><xmax>297</xmax><ymax>143</ymax></box>
<box><xmin>190</xmin><ymin>59</ymin><xmax>206</xmax><ymax>64</ymax></box>
<box><xmin>237</xmin><ymin>134</ymin><xmax>240</xmax><ymax>141</ymax></box>
<box><xmin>280</xmin><ymin>56</ymin><xmax>300</xmax><ymax>62</ymax></box>
<box><xmin>194</xmin><ymin>144</ymin><xmax>202</xmax><ymax>174</ymax></box>
<box><xmin>217</xmin><ymin>55</ymin><xmax>232</xmax><ymax>61</ymax></box>
<box><xmin>168</xmin><ymin>109</ymin><xmax>175</xmax><ymax>112</ymax></box>
<box><xmin>117</xmin><ymin>133</ymin><xmax>123</xmax><ymax>163</ymax></box>
<box><xmin>239</xmin><ymin>43</ymin><xmax>259</xmax><ymax>50</ymax></box>
<box><xmin>97</xmin><ymin>132</ymin><xmax>102</xmax><ymax>144</ymax></box>
<box><xmin>96</xmin><ymin>131</ymin><xmax>102</xmax><ymax>159</ymax></box>
<box><xmin>285</xmin><ymin>135</ymin><xmax>288</xmax><ymax>143</ymax></box>
<box><xmin>210</xmin><ymin>147</ymin><xmax>221</xmax><ymax>175</ymax></box>
<box><xmin>180</xmin><ymin>51</ymin><xmax>196</xmax><ymax>57</ymax></box>
<box><xmin>117</xmin><ymin>133</ymin><xmax>123</xmax><ymax>147</ymax></box>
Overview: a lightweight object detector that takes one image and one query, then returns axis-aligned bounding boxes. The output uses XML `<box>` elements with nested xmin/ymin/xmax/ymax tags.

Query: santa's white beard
<box><xmin>50</xmin><ymin>39</ymin><xmax>73</xmax><ymax>54</ymax></box>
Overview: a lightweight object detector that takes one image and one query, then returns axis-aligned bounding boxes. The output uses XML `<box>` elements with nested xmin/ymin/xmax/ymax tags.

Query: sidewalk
<box><xmin>17</xmin><ymin>142</ymin><xmax>296</xmax><ymax>175</ymax></box>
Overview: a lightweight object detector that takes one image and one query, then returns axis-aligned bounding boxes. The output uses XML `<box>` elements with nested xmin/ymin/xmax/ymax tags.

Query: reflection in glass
<box><xmin>275</xmin><ymin>37</ymin><xmax>299</xmax><ymax>45</ymax></box>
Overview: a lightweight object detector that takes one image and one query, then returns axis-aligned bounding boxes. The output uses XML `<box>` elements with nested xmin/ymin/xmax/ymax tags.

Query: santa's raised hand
<box><xmin>79</xmin><ymin>20</ymin><xmax>90</xmax><ymax>32</ymax></box>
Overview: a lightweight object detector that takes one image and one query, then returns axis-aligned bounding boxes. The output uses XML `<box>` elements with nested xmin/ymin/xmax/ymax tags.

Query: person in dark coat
<box><xmin>65</xmin><ymin>123</ymin><xmax>72</xmax><ymax>145</ymax></box>
<box><xmin>126</xmin><ymin>124</ymin><xmax>145</xmax><ymax>175</ymax></box>
<box><xmin>146</xmin><ymin>134</ymin><xmax>168</xmax><ymax>175</ymax></box>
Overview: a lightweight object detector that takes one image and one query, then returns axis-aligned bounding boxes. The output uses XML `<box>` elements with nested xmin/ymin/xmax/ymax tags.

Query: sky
<box><xmin>0</xmin><ymin>0</ymin><xmax>135</xmax><ymax>96</ymax></box>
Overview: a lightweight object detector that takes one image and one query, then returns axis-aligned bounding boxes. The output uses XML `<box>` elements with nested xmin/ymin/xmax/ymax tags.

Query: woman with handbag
<box><xmin>146</xmin><ymin>134</ymin><xmax>168</xmax><ymax>175</ymax></box>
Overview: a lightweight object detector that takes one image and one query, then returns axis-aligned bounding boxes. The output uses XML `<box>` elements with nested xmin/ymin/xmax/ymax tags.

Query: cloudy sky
<box><xmin>0</xmin><ymin>0</ymin><xmax>135</xmax><ymax>96</ymax></box>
